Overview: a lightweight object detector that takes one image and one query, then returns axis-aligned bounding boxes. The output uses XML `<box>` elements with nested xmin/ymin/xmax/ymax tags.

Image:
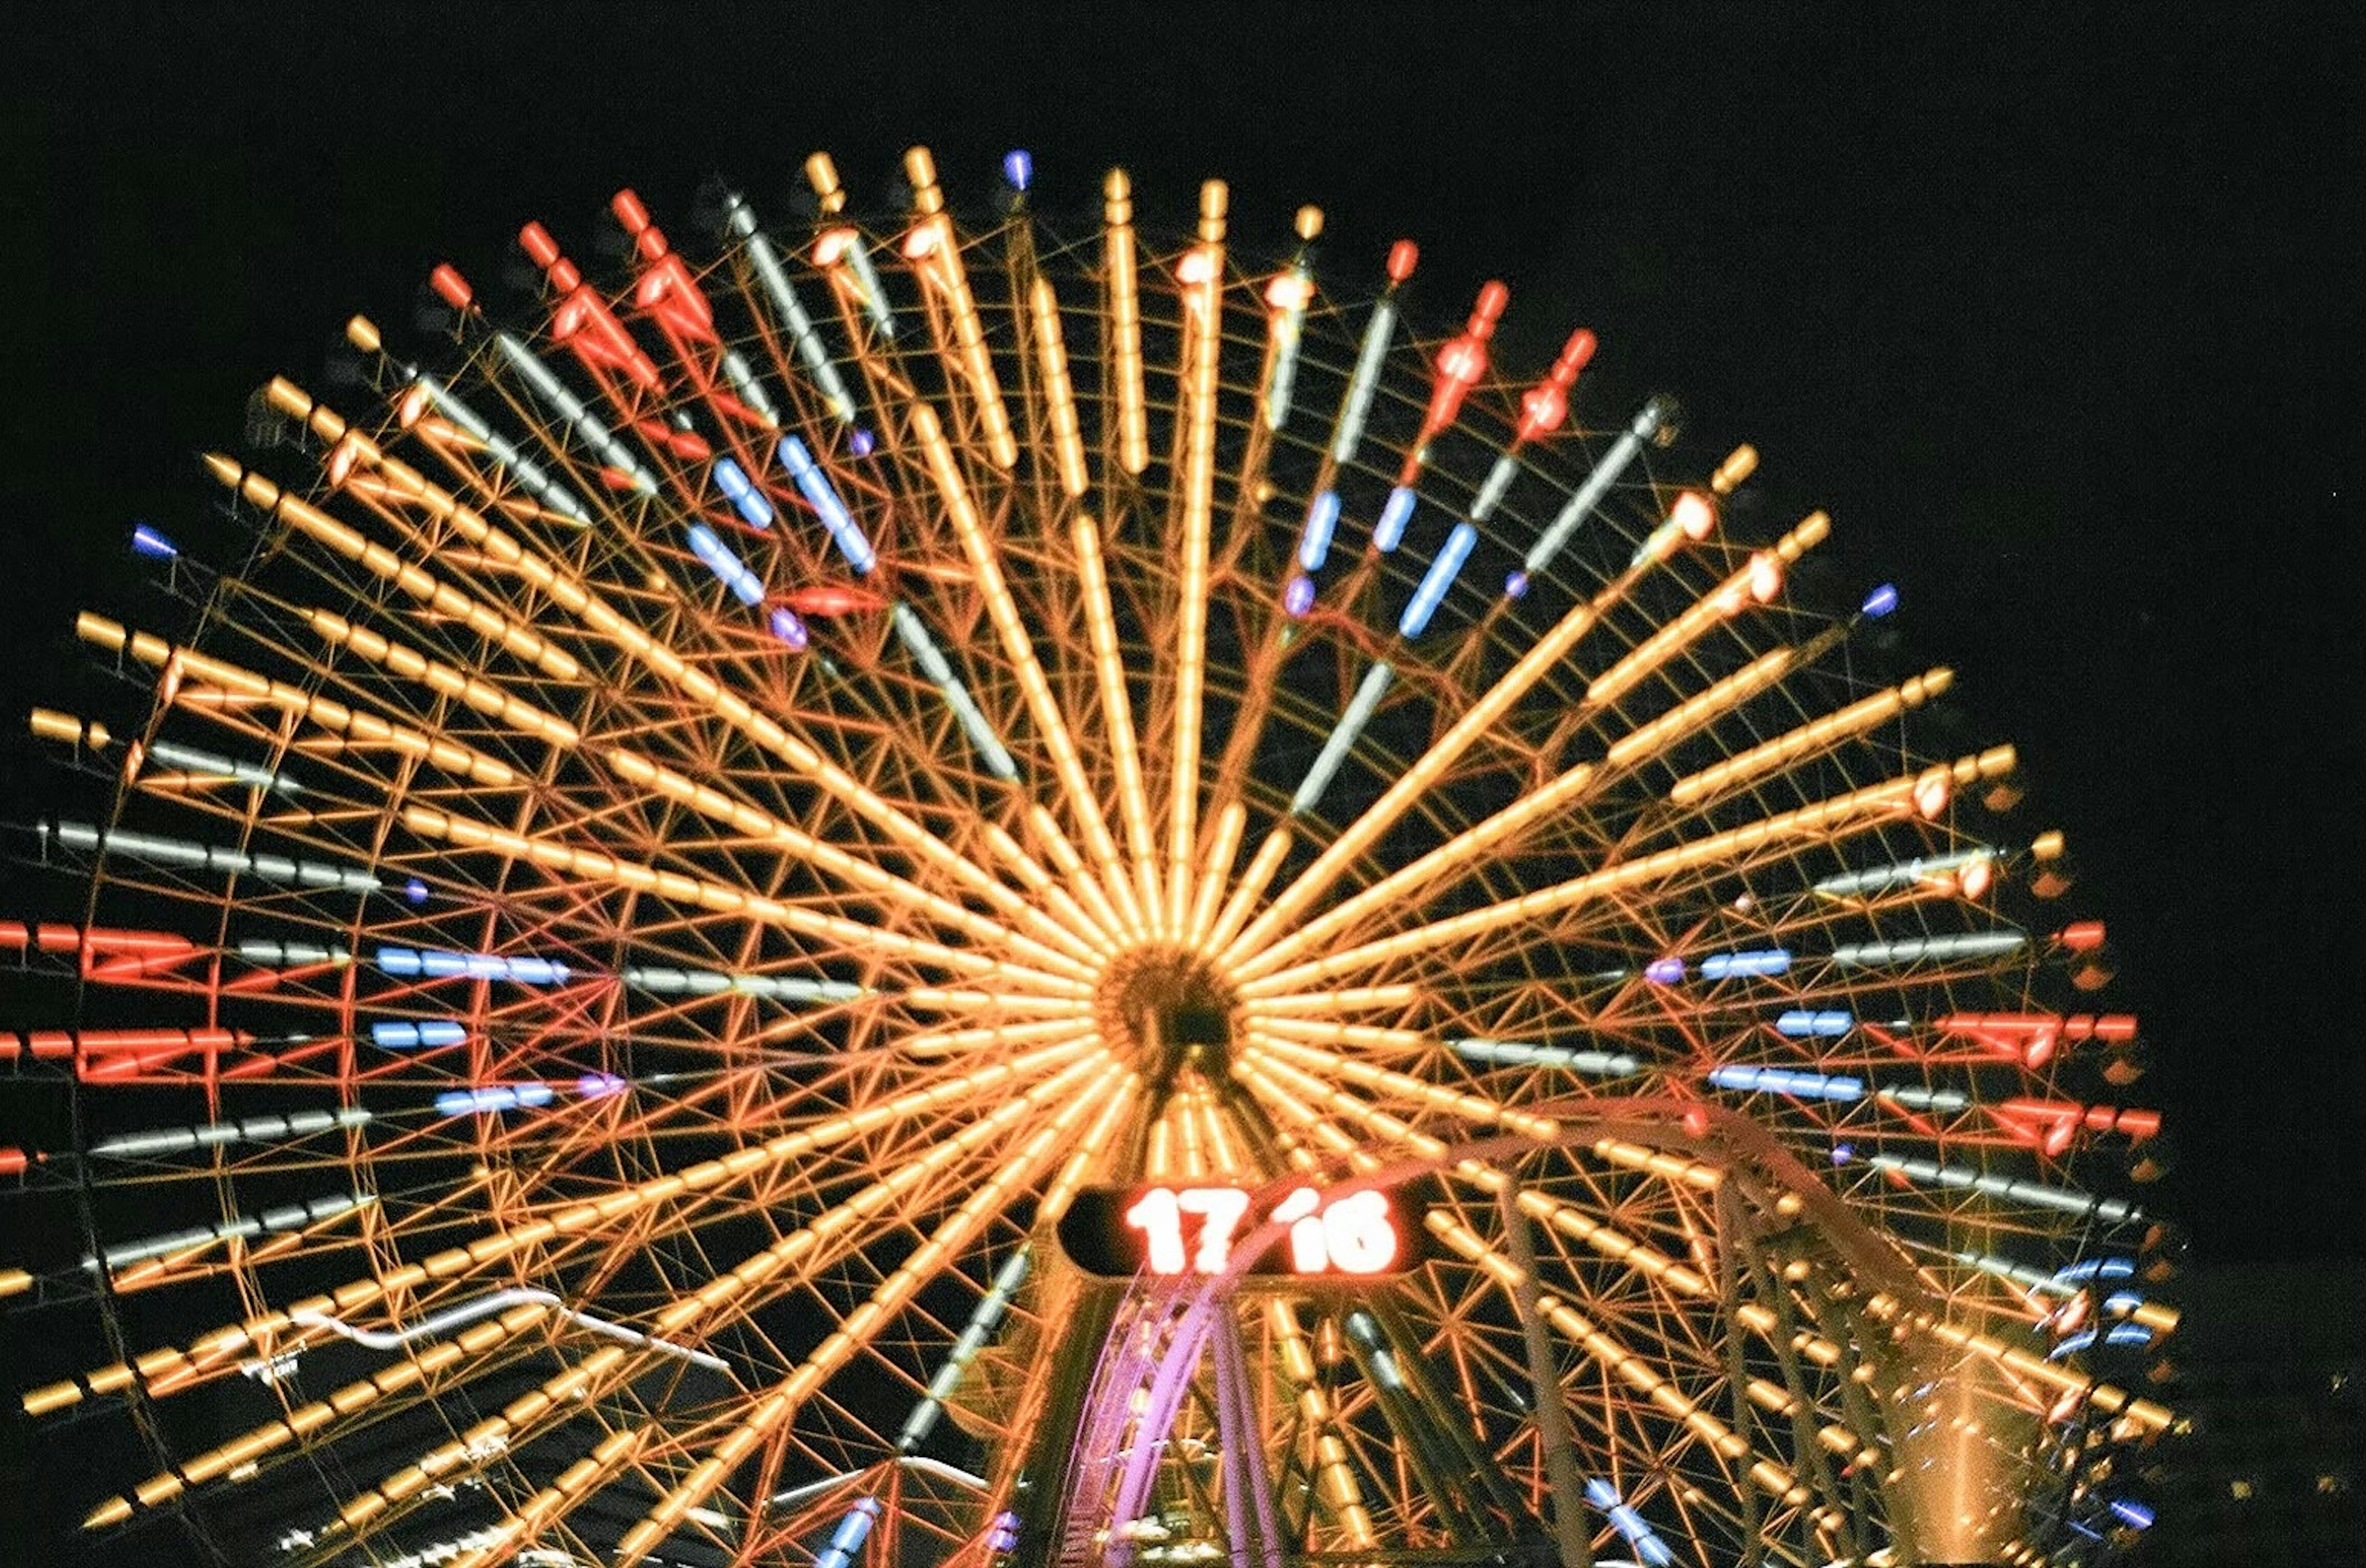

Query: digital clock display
<box><xmin>1057</xmin><ymin>1180</ymin><xmax>1432</xmax><ymax>1281</ymax></box>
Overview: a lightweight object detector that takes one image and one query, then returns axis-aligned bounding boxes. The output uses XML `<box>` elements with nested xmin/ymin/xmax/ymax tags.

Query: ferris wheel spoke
<box><xmin>1238</xmin><ymin>747</ymin><xmax>2021</xmax><ymax>997</ymax></box>
<box><xmin>617</xmin><ymin>1061</ymin><xmax>1123</xmax><ymax>1566</ymax></box>
<box><xmin>296</xmin><ymin>1057</ymin><xmax>1108</xmax><ymax>1562</ymax></box>
<box><xmin>258</xmin><ymin>396</ymin><xmax>1046</xmax><ymax>925</ymax></box>
<box><xmin>1219</xmin><ymin>490</ymin><xmax>1710</xmax><ymax>974</ymax></box>
<box><xmin>911</xmin><ymin>401</ymin><xmax>1144</xmax><ymax>935</ymax></box>
<box><xmin>20</xmin><ymin>1040</ymin><xmax>1099</xmax><ymax>1421</ymax></box>
<box><xmin>392</xmin><ymin>802</ymin><xmax>1091</xmax><ymax>996</ymax></box>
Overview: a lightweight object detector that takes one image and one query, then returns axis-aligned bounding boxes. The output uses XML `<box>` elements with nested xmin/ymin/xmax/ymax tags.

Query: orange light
<box><xmin>1673</xmin><ymin>490</ymin><xmax>1715</xmax><ymax>540</ymax></box>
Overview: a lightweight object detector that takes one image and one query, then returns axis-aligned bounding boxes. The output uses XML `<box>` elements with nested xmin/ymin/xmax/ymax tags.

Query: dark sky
<box><xmin>5</xmin><ymin>0</ymin><xmax>2359</xmax><ymax>1286</ymax></box>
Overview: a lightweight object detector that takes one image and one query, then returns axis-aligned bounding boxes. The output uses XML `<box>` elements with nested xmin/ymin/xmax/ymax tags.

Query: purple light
<box><xmin>575</xmin><ymin>1072</ymin><xmax>628</xmax><ymax>1100</ymax></box>
<box><xmin>768</xmin><ymin>605</ymin><xmax>810</xmax><ymax>651</ymax></box>
<box><xmin>1504</xmin><ymin>570</ymin><xmax>1529</xmax><ymax>599</ymax></box>
<box><xmin>1831</xmin><ymin>1142</ymin><xmax>1855</xmax><ymax>1164</ymax></box>
<box><xmin>1861</xmin><ymin>582</ymin><xmax>1900</xmax><ymax>617</ymax></box>
<box><xmin>1283</xmin><ymin>573</ymin><xmax>1316</xmax><ymax>618</ymax></box>
<box><xmin>130</xmin><ymin>523</ymin><xmax>178</xmax><ymax>559</ymax></box>
<box><xmin>1001</xmin><ymin>149</ymin><xmax>1033</xmax><ymax>192</ymax></box>
<box><xmin>1644</xmin><ymin>956</ymin><xmax>1685</xmax><ymax>986</ymax></box>
<box><xmin>403</xmin><ymin>877</ymin><xmax>429</xmax><ymax>905</ymax></box>
<box><xmin>849</xmin><ymin>428</ymin><xmax>876</xmax><ymax>458</ymax></box>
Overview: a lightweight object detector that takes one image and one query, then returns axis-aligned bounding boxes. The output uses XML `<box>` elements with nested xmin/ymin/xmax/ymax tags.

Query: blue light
<box><xmin>1643</xmin><ymin>956</ymin><xmax>1685</xmax><ymax>985</ymax></box>
<box><xmin>2052</xmin><ymin>1257</ymin><xmax>2137</xmax><ymax>1285</ymax></box>
<box><xmin>814</xmin><ymin>1498</ymin><xmax>881</xmax><ymax>1568</ymax></box>
<box><xmin>130</xmin><ymin>523</ymin><xmax>178</xmax><ymax>559</ymax></box>
<box><xmin>1776</xmin><ymin>1008</ymin><xmax>1855</xmax><ymax>1038</ymax></box>
<box><xmin>371</xmin><ymin>1020</ymin><xmax>467</xmax><ymax>1049</ymax></box>
<box><xmin>403</xmin><ymin>877</ymin><xmax>429</xmax><ymax>905</ymax></box>
<box><xmin>1701</xmin><ymin>948</ymin><xmax>1791</xmax><ymax>980</ymax></box>
<box><xmin>2107</xmin><ymin>1498</ymin><xmax>2155</xmax><ymax>1530</ymax></box>
<box><xmin>1503</xmin><ymin>569</ymin><xmax>1529</xmax><ymax>599</ymax></box>
<box><xmin>710</xmin><ymin>457</ymin><xmax>775</xmax><ymax>528</ymax></box>
<box><xmin>1399</xmin><ymin>521</ymin><xmax>1476</xmax><ymax>638</ymax></box>
<box><xmin>1283</xmin><ymin>573</ymin><xmax>1316</xmax><ymax>619</ymax></box>
<box><xmin>687</xmin><ymin>524</ymin><xmax>766</xmax><ymax>606</ymax></box>
<box><xmin>1861</xmin><ymin>582</ymin><xmax>1900</xmax><ymax>617</ymax></box>
<box><xmin>1373</xmin><ymin>485</ymin><xmax>1417</xmax><ymax>551</ymax></box>
<box><xmin>1299</xmin><ymin>489</ymin><xmax>1343</xmax><ymax>571</ymax></box>
<box><xmin>435</xmin><ymin>1083</ymin><xmax>555</xmax><ymax>1118</ymax></box>
<box><xmin>1710</xmin><ymin>1063</ymin><xmax>1864</xmax><ymax>1102</ymax></box>
<box><xmin>778</xmin><ymin>434</ymin><xmax>877</xmax><ymax>574</ymax></box>
<box><xmin>849</xmin><ymin>428</ymin><xmax>876</xmax><ymax>458</ymax></box>
<box><xmin>376</xmin><ymin>947</ymin><xmax>572</xmax><ymax>985</ymax></box>
<box><xmin>768</xmin><ymin>604</ymin><xmax>810</xmax><ymax>651</ymax></box>
<box><xmin>1831</xmin><ymin>1142</ymin><xmax>1855</xmax><ymax>1164</ymax></box>
<box><xmin>1001</xmin><ymin>149</ymin><xmax>1033</xmax><ymax>192</ymax></box>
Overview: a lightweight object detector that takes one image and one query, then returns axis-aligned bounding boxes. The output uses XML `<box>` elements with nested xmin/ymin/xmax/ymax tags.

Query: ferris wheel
<box><xmin>2</xmin><ymin>145</ymin><xmax>2177</xmax><ymax>1567</ymax></box>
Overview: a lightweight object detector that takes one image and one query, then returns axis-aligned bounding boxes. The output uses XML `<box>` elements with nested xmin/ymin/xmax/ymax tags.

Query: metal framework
<box><xmin>2</xmin><ymin>145</ymin><xmax>2174</xmax><ymax>1567</ymax></box>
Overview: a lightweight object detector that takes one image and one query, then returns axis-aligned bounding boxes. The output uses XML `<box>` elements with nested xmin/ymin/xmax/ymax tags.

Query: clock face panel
<box><xmin>1057</xmin><ymin>1179</ymin><xmax>1439</xmax><ymax>1282</ymax></box>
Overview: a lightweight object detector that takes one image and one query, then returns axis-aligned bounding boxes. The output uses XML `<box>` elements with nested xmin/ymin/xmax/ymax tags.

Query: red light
<box><xmin>1386</xmin><ymin>240</ymin><xmax>1419</xmax><ymax>283</ymax></box>
<box><xmin>2059</xmin><ymin>920</ymin><xmax>2106</xmax><ymax>953</ymax></box>
<box><xmin>428</xmin><ymin>264</ymin><xmax>474</xmax><ymax>311</ymax></box>
<box><xmin>518</xmin><ymin>221</ymin><xmax>562</xmax><ymax>270</ymax></box>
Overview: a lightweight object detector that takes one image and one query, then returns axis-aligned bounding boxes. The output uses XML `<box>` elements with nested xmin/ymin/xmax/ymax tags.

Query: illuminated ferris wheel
<box><xmin>4</xmin><ymin>145</ymin><xmax>2178</xmax><ymax>1567</ymax></box>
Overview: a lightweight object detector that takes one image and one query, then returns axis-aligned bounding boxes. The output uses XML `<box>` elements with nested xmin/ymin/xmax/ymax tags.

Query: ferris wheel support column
<box><xmin>1495</xmin><ymin>1177</ymin><xmax>1595</xmax><ymax>1568</ymax></box>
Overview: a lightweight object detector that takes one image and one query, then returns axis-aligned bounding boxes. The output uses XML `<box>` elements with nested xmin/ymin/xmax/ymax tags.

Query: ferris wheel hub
<box><xmin>1092</xmin><ymin>944</ymin><xmax>1238</xmax><ymax>1076</ymax></box>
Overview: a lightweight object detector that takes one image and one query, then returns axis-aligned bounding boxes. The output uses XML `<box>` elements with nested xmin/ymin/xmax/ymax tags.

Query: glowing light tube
<box><xmin>841</xmin><ymin>240</ymin><xmax>896</xmax><ymax>341</ymax></box>
<box><xmin>1774</xmin><ymin>1009</ymin><xmax>1853</xmax><ymax>1037</ymax></box>
<box><xmin>377</xmin><ymin>947</ymin><xmax>572</xmax><ymax>985</ymax></box>
<box><xmin>435</xmin><ymin>1083</ymin><xmax>555</xmax><ymax>1118</ymax></box>
<box><xmin>1699</xmin><ymin>948</ymin><xmax>1791</xmax><ymax>980</ymax></box>
<box><xmin>85</xmin><ymin>1191</ymin><xmax>372</xmax><ymax>1270</ymax></box>
<box><xmin>813</xmin><ymin>1498</ymin><xmax>881</xmax><ymax>1568</ymax></box>
<box><xmin>290</xmin><ymin>1288</ymin><xmax>727</xmax><ymax>1373</ymax></box>
<box><xmin>1373</xmin><ymin>485</ymin><xmax>1417</xmax><ymax>552</ymax></box>
<box><xmin>144</xmin><ymin>739</ymin><xmax>301</xmax><ymax>795</ymax></box>
<box><xmin>891</xmin><ymin>603</ymin><xmax>1018</xmax><ymax>781</ymax></box>
<box><xmin>1468</xmin><ymin>451</ymin><xmax>1522</xmax><ymax>526</ymax></box>
<box><xmin>494</xmin><ymin>334</ymin><xmax>656</xmax><ymax>495</ymax></box>
<box><xmin>621</xmin><ymin>965</ymin><xmax>866</xmax><ymax>1004</ymax></box>
<box><xmin>1291</xmin><ymin>660</ymin><xmax>1395</xmax><ymax>814</ymax></box>
<box><xmin>1398</xmin><ymin>521</ymin><xmax>1477</xmax><ymax>638</ymax></box>
<box><xmin>718</xmin><ymin>346</ymin><xmax>779</xmax><ymax>426</ymax></box>
<box><xmin>778</xmin><ymin>433</ymin><xmax>876</xmax><ymax>574</ymax></box>
<box><xmin>1868</xmin><ymin>1153</ymin><xmax>2142</xmax><ymax>1224</ymax></box>
<box><xmin>1830</xmin><ymin>931</ymin><xmax>2027</xmax><ymax>967</ymax></box>
<box><xmin>411</xmin><ymin>372</ymin><xmax>590</xmax><ymax>524</ymax></box>
<box><xmin>90</xmin><ymin>1107</ymin><xmax>372</xmax><ymax>1160</ymax></box>
<box><xmin>1709</xmin><ymin>1063</ymin><xmax>1864</xmax><ymax>1101</ymax></box>
<box><xmin>1584</xmin><ymin>1479</ymin><xmax>1677</xmax><ymax>1568</ymax></box>
<box><xmin>723</xmin><ymin>192</ymin><xmax>856</xmax><ymax>424</ymax></box>
<box><xmin>1814</xmin><ymin>846</ymin><xmax>1998</xmax><ymax>898</ymax></box>
<box><xmin>1875</xmin><ymin>1084</ymin><xmax>1970</xmax><ymax>1112</ymax></box>
<box><xmin>1449</xmin><ymin>1037</ymin><xmax>1640</xmax><ymax>1079</ymax></box>
<box><xmin>369</xmin><ymin>1021</ymin><xmax>468</xmax><ymax>1049</ymax></box>
<box><xmin>898</xmin><ymin>1246</ymin><xmax>1031</xmax><ymax>1450</ymax></box>
<box><xmin>44</xmin><ymin>821</ymin><xmax>379</xmax><ymax>893</ymax></box>
<box><xmin>1333</xmin><ymin>295</ymin><xmax>1397</xmax><ymax>463</ymax></box>
<box><xmin>1521</xmin><ymin>397</ymin><xmax>1669</xmax><ymax>579</ymax></box>
<box><xmin>1299</xmin><ymin>488</ymin><xmax>1343</xmax><ymax>571</ymax></box>
<box><xmin>710</xmin><ymin>456</ymin><xmax>774</xmax><ymax>527</ymax></box>
<box><xmin>687</xmin><ymin>523</ymin><xmax>765</xmax><ymax>606</ymax></box>
<box><xmin>236</xmin><ymin>940</ymin><xmax>353</xmax><ymax>967</ymax></box>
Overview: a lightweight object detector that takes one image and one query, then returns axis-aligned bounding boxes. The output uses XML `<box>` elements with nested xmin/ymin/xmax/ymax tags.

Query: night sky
<box><xmin>3</xmin><ymin>5</ymin><xmax>2359</xmax><ymax>1531</ymax></box>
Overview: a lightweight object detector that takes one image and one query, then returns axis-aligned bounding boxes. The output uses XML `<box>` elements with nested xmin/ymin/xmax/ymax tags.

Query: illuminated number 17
<box><xmin>1124</xmin><ymin>1185</ymin><xmax>1253</xmax><ymax>1275</ymax></box>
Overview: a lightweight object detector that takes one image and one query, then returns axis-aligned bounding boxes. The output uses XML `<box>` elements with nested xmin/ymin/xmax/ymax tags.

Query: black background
<box><xmin>4</xmin><ymin>2</ymin><xmax>2360</xmax><ymax>1557</ymax></box>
